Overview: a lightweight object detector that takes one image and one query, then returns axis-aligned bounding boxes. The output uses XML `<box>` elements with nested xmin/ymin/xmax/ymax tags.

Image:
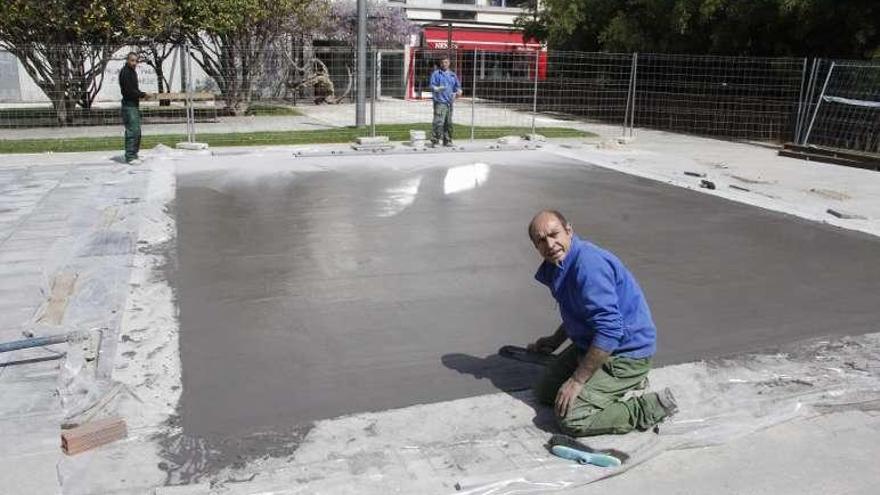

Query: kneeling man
<box><xmin>528</xmin><ymin>209</ymin><xmax>677</xmax><ymax>436</ymax></box>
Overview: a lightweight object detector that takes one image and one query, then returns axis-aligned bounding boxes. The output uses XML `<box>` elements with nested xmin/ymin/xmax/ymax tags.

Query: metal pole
<box><xmin>629</xmin><ymin>52</ymin><xmax>638</xmax><ymax>138</ymax></box>
<box><xmin>470</xmin><ymin>49</ymin><xmax>477</xmax><ymax>141</ymax></box>
<box><xmin>184</xmin><ymin>43</ymin><xmax>195</xmax><ymax>143</ymax></box>
<box><xmin>623</xmin><ymin>53</ymin><xmax>635</xmax><ymax>138</ymax></box>
<box><xmin>803</xmin><ymin>61</ymin><xmax>835</xmax><ymax>147</ymax></box>
<box><xmin>530</xmin><ymin>49</ymin><xmax>539</xmax><ymax>137</ymax></box>
<box><xmin>447</xmin><ymin>23</ymin><xmax>453</xmax><ymax>68</ymax></box>
<box><xmin>793</xmin><ymin>57</ymin><xmax>808</xmax><ymax>143</ymax></box>
<box><xmin>799</xmin><ymin>59</ymin><xmax>820</xmax><ymax>145</ymax></box>
<box><xmin>0</xmin><ymin>333</ymin><xmax>69</xmax><ymax>353</ymax></box>
<box><xmin>370</xmin><ymin>50</ymin><xmax>377</xmax><ymax>137</ymax></box>
<box><xmin>355</xmin><ymin>0</ymin><xmax>367</xmax><ymax>127</ymax></box>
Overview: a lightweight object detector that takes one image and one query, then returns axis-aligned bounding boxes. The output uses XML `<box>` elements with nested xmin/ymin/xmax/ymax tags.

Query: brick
<box><xmin>61</xmin><ymin>416</ymin><xmax>127</xmax><ymax>455</ymax></box>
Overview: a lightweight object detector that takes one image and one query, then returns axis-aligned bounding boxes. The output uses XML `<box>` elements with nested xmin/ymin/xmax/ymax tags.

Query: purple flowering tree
<box><xmin>316</xmin><ymin>0</ymin><xmax>418</xmax><ymax>48</ymax></box>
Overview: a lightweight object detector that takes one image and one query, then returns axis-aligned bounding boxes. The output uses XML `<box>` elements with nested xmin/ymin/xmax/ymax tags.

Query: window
<box><xmin>441</xmin><ymin>10</ymin><xmax>477</xmax><ymax>20</ymax></box>
<box><xmin>488</xmin><ymin>0</ymin><xmax>535</xmax><ymax>7</ymax></box>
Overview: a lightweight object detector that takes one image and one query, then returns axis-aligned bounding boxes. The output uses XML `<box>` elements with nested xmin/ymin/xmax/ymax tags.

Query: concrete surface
<box><xmin>157</xmin><ymin>331</ymin><xmax>880</xmax><ymax>494</ymax></box>
<box><xmin>173</xmin><ymin>149</ymin><xmax>880</xmax><ymax>465</ymax></box>
<box><xmin>1</xmin><ymin>128</ymin><xmax>879</xmax><ymax>495</ymax></box>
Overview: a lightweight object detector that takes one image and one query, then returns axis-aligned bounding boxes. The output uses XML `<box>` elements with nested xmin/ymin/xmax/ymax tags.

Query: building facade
<box><xmin>389</xmin><ymin>0</ymin><xmax>545</xmax><ymax>99</ymax></box>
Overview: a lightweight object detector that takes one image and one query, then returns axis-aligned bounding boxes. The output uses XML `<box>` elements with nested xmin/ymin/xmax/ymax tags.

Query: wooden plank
<box><xmin>778</xmin><ymin>149</ymin><xmax>879</xmax><ymax>171</ymax></box>
<box><xmin>61</xmin><ymin>416</ymin><xmax>127</xmax><ymax>455</ymax></box>
<box><xmin>151</xmin><ymin>92</ymin><xmax>215</xmax><ymax>101</ymax></box>
<box><xmin>36</xmin><ymin>272</ymin><xmax>78</xmax><ymax>325</ymax></box>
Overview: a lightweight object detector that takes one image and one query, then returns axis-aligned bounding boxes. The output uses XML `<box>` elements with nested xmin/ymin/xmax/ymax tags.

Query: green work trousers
<box><xmin>432</xmin><ymin>101</ymin><xmax>453</xmax><ymax>144</ymax></box>
<box><xmin>121</xmin><ymin>104</ymin><xmax>142</xmax><ymax>162</ymax></box>
<box><xmin>534</xmin><ymin>345</ymin><xmax>668</xmax><ymax>436</ymax></box>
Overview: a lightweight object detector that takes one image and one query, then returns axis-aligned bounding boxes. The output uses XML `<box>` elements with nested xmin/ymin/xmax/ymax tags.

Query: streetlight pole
<box><xmin>355</xmin><ymin>0</ymin><xmax>367</xmax><ymax>127</ymax></box>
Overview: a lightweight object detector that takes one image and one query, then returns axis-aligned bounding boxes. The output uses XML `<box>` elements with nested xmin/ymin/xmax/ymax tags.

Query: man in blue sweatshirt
<box><xmin>528</xmin><ymin>209</ymin><xmax>677</xmax><ymax>436</ymax></box>
<box><xmin>429</xmin><ymin>57</ymin><xmax>461</xmax><ymax>147</ymax></box>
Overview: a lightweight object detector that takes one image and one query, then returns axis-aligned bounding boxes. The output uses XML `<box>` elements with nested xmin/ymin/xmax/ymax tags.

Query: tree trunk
<box><xmin>156</xmin><ymin>68</ymin><xmax>170</xmax><ymax>107</ymax></box>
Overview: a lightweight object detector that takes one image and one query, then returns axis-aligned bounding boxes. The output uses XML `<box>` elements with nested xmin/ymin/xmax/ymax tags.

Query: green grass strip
<box><xmin>0</xmin><ymin>124</ymin><xmax>592</xmax><ymax>154</ymax></box>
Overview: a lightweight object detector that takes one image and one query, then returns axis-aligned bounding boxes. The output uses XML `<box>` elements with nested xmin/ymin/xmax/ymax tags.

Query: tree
<box><xmin>315</xmin><ymin>0</ymin><xmax>418</xmax><ymax>48</ymax></box>
<box><xmin>179</xmin><ymin>0</ymin><xmax>322</xmax><ymax>115</ymax></box>
<box><xmin>516</xmin><ymin>0</ymin><xmax>880</xmax><ymax>59</ymax></box>
<box><xmin>0</xmin><ymin>0</ymin><xmax>132</xmax><ymax>125</ymax></box>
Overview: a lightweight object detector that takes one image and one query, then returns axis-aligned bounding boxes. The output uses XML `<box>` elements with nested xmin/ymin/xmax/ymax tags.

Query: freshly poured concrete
<box><xmin>175</xmin><ymin>150</ymin><xmax>880</xmax><ymax>444</ymax></box>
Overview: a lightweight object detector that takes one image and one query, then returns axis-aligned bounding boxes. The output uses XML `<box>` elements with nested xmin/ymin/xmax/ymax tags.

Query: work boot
<box><xmin>443</xmin><ymin>140</ymin><xmax>455</xmax><ymax>147</ymax></box>
<box><xmin>657</xmin><ymin>387</ymin><xmax>678</xmax><ymax>417</ymax></box>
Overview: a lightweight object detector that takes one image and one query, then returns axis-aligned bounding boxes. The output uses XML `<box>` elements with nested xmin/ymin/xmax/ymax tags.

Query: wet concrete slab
<box><xmin>174</xmin><ymin>150</ymin><xmax>880</xmax><ymax>443</ymax></box>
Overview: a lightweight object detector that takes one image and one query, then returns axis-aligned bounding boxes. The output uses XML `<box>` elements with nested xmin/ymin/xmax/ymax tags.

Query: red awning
<box><xmin>423</xmin><ymin>27</ymin><xmax>541</xmax><ymax>51</ymax></box>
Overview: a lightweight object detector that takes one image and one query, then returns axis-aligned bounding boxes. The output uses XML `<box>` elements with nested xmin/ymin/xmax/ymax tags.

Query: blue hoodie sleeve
<box><xmin>429</xmin><ymin>71</ymin><xmax>438</xmax><ymax>88</ymax></box>
<box><xmin>452</xmin><ymin>74</ymin><xmax>461</xmax><ymax>93</ymax></box>
<box><xmin>575</xmin><ymin>256</ymin><xmax>623</xmax><ymax>353</ymax></box>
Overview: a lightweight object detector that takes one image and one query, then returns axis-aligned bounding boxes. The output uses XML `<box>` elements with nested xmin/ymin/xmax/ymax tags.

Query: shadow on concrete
<box><xmin>441</xmin><ymin>352</ymin><xmax>557</xmax><ymax>432</ymax></box>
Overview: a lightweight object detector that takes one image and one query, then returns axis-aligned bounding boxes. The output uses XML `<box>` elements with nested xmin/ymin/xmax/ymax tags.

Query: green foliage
<box><xmin>0</xmin><ymin>0</ymin><xmax>139</xmax><ymax>124</ymax></box>
<box><xmin>0</xmin><ymin>0</ymin><xmax>129</xmax><ymax>44</ymax></box>
<box><xmin>178</xmin><ymin>0</ymin><xmax>324</xmax><ymax>114</ymax></box>
<box><xmin>517</xmin><ymin>0</ymin><xmax>880</xmax><ymax>58</ymax></box>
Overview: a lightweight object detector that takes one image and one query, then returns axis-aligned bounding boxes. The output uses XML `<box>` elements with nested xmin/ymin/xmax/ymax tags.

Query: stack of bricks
<box><xmin>61</xmin><ymin>416</ymin><xmax>127</xmax><ymax>455</ymax></box>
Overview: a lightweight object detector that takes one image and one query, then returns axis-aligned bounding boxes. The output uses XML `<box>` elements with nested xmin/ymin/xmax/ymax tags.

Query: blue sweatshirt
<box><xmin>535</xmin><ymin>235</ymin><xmax>657</xmax><ymax>358</ymax></box>
<box><xmin>429</xmin><ymin>69</ymin><xmax>460</xmax><ymax>105</ymax></box>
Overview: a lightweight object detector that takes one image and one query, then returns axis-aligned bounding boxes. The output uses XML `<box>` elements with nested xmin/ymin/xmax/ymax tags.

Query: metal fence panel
<box><xmin>1</xmin><ymin>43</ymin><xmax>878</xmax><ymax>157</ymax></box>
<box><xmin>802</xmin><ymin>61</ymin><xmax>880</xmax><ymax>154</ymax></box>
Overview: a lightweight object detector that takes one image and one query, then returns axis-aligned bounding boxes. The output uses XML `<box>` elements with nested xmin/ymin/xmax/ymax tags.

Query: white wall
<box><xmin>3</xmin><ymin>46</ymin><xmax>211</xmax><ymax>107</ymax></box>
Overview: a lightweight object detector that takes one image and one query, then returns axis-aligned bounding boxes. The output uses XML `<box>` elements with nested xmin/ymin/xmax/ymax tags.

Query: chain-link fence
<box><xmin>0</xmin><ymin>43</ymin><xmax>877</xmax><ymax>155</ymax></box>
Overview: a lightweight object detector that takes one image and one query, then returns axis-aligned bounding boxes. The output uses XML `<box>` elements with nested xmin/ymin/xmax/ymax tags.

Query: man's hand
<box><xmin>555</xmin><ymin>377</ymin><xmax>584</xmax><ymax>417</ymax></box>
<box><xmin>527</xmin><ymin>335</ymin><xmax>560</xmax><ymax>354</ymax></box>
<box><xmin>528</xmin><ymin>324</ymin><xmax>567</xmax><ymax>354</ymax></box>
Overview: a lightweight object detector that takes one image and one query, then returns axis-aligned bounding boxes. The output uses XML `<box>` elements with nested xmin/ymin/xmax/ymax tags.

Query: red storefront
<box><xmin>407</xmin><ymin>26</ymin><xmax>546</xmax><ymax>99</ymax></box>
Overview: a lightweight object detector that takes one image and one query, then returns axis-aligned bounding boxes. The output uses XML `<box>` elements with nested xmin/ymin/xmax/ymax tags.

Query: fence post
<box><xmin>630</xmin><ymin>53</ymin><xmax>638</xmax><ymax>138</ymax></box>
<box><xmin>803</xmin><ymin>61</ymin><xmax>835</xmax><ymax>147</ymax></box>
<box><xmin>799</xmin><ymin>59</ymin><xmax>820</xmax><ymax>145</ymax></box>
<box><xmin>623</xmin><ymin>52</ymin><xmax>638</xmax><ymax>139</ymax></box>
<box><xmin>794</xmin><ymin>57</ymin><xmax>808</xmax><ymax>143</ymax></box>
<box><xmin>531</xmin><ymin>49</ymin><xmax>539</xmax><ymax>137</ymax></box>
<box><xmin>184</xmin><ymin>43</ymin><xmax>195</xmax><ymax>144</ymax></box>
<box><xmin>370</xmin><ymin>50</ymin><xmax>377</xmax><ymax>138</ymax></box>
<box><xmin>471</xmin><ymin>49</ymin><xmax>477</xmax><ymax>142</ymax></box>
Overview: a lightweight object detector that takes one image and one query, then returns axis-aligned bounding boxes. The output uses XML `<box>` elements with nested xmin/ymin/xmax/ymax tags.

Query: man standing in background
<box><xmin>429</xmin><ymin>57</ymin><xmax>462</xmax><ymax>147</ymax></box>
<box><xmin>119</xmin><ymin>52</ymin><xmax>150</xmax><ymax>164</ymax></box>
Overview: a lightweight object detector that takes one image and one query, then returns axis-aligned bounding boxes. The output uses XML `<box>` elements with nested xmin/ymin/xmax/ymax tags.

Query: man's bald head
<box><xmin>529</xmin><ymin>210</ymin><xmax>574</xmax><ymax>265</ymax></box>
<box><xmin>528</xmin><ymin>210</ymin><xmax>568</xmax><ymax>239</ymax></box>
